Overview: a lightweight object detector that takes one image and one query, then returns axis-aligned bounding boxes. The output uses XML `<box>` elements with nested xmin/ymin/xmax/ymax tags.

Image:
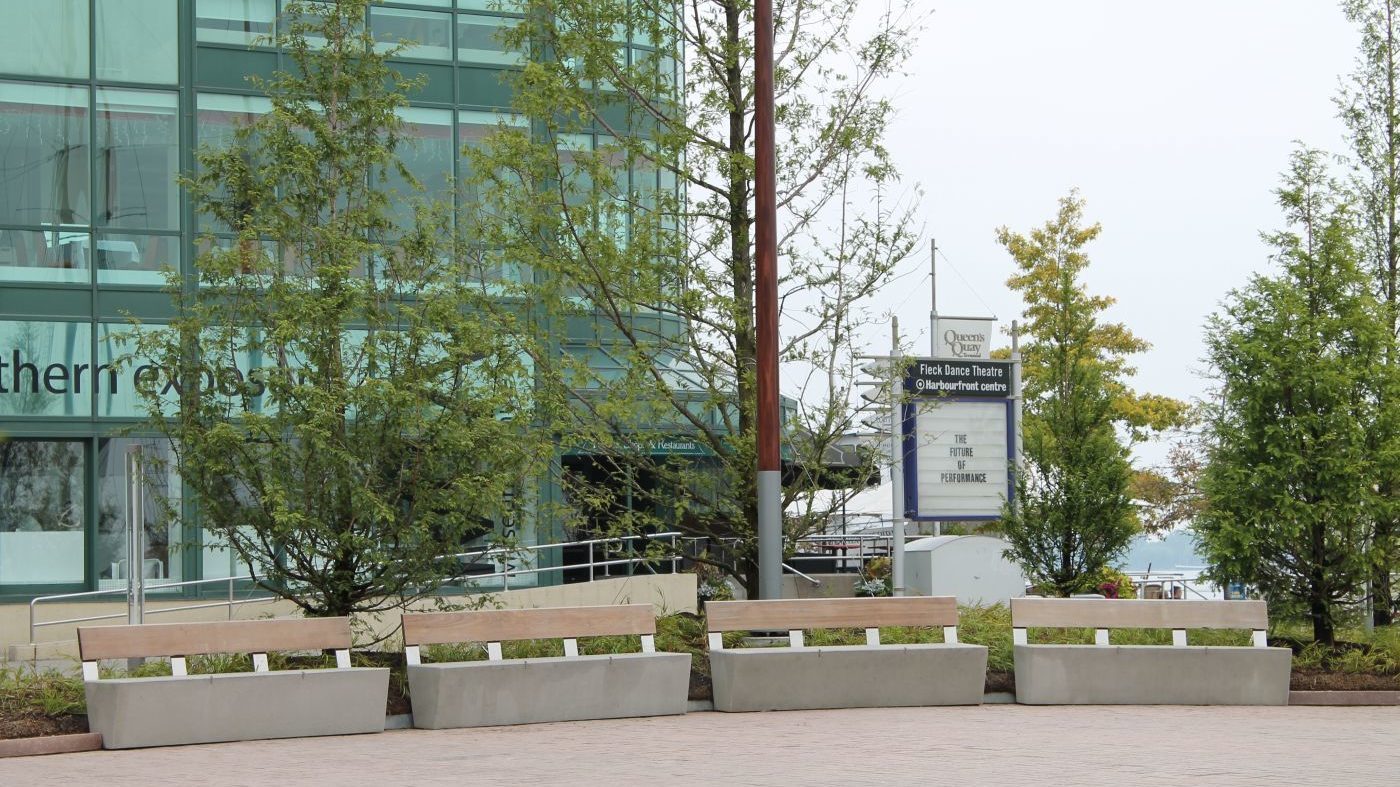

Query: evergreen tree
<box><xmin>1338</xmin><ymin>0</ymin><xmax>1400</xmax><ymax>626</ymax></box>
<box><xmin>1196</xmin><ymin>148</ymin><xmax>1386</xmax><ymax>645</ymax></box>
<box><xmin>127</xmin><ymin>1</ymin><xmax>545</xmax><ymax>618</ymax></box>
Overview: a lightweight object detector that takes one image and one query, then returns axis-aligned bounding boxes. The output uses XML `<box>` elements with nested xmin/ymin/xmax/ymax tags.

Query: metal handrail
<box><xmin>29</xmin><ymin>574</ymin><xmax>267</xmax><ymax>645</ymax></box>
<box><xmin>443</xmin><ymin>532</ymin><xmax>682</xmax><ymax>590</ymax></box>
<box><xmin>27</xmin><ymin>532</ymin><xmax>686</xmax><ymax>646</ymax></box>
<box><xmin>781</xmin><ymin>562</ymin><xmax>822</xmax><ymax>587</ymax></box>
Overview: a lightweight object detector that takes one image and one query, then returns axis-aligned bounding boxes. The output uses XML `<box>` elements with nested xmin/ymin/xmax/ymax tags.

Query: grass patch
<box><xmin>0</xmin><ymin>666</ymin><xmax>85</xmax><ymax>718</ymax></box>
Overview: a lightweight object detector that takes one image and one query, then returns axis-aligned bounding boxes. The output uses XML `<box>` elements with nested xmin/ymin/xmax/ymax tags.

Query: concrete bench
<box><xmin>403</xmin><ymin>604</ymin><xmax>690</xmax><ymax>728</ymax></box>
<box><xmin>79</xmin><ymin>617</ymin><xmax>388</xmax><ymax>749</ymax></box>
<box><xmin>705</xmin><ymin>597</ymin><xmax>987</xmax><ymax>712</ymax></box>
<box><xmin>1011</xmin><ymin>598</ymin><xmax>1291</xmax><ymax>705</ymax></box>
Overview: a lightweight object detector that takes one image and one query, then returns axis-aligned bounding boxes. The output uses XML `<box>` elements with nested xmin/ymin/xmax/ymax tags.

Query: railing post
<box><xmin>228</xmin><ymin>575</ymin><xmax>235</xmax><ymax>620</ymax></box>
<box><xmin>28</xmin><ymin>598</ymin><xmax>37</xmax><ymax>648</ymax></box>
<box><xmin>126</xmin><ymin>447</ymin><xmax>145</xmax><ymax>629</ymax></box>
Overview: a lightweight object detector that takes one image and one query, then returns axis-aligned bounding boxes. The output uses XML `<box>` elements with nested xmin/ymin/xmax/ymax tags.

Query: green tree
<box><xmin>1195</xmin><ymin>148</ymin><xmax>1386</xmax><ymax>645</ymax></box>
<box><xmin>127</xmin><ymin>1</ymin><xmax>544</xmax><ymax>618</ymax></box>
<box><xmin>1338</xmin><ymin>0</ymin><xmax>1400</xmax><ymax>626</ymax></box>
<box><xmin>465</xmin><ymin>0</ymin><xmax>922</xmax><ymax>594</ymax></box>
<box><xmin>994</xmin><ymin>192</ymin><xmax>1185</xmax><ymax>596</ymax></box>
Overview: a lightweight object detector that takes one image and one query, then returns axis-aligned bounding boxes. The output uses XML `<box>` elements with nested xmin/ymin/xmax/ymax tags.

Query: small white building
<box><xmin>904</xmin><ymin>535</ymin><xmax>1026</xmax><ymax>606</ymax></box>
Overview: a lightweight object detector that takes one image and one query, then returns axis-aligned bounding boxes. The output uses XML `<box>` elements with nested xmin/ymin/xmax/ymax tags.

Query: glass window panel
<box><xmin>95</xmin><ymin>321</ymin><xmax>185</xmax><ymax>418</ymax></box>
<box><xmin>97</xmin><ymin>89</ymin><xmax>180</xmax><ymax>231</ymax></box>
<box><xmin>0</xmin><ymin>81</ymin><xmax>91</xmax><ymax>227</ymax></box>
<box><xmin>371</xmin><ymin>8</ymin><xmax>451</xmax><ymax>61</ymax></box>
<box><xmin>0</xmin><ymin>320</ymin><xmax>94</xmax><ymax>417</ymax></box>
<box><xmin>457</xmin><ymin>110</ymin><xmax>527</xmax><ymax>203</ymax></box>
<box><xmin>97</xmin><ymin>439</ymin><xmax>183</xmax><ymax>589</ymax></box>
<box><xmin>196</xmin><ymin>93</ymin><xmax>273</xmax><ymax>233</ymax></box>
<box><xmin>96</xmin><ymin>232</ymin><xmax>179</xmax><ymax>286</ymax></box>
<box><xmin>0</xmin><ymin>441</ymin><xmax>86</xmax><ymax>586</ymax></box>
<box><xmin>96</xmin><ymin>0</ymin><xmax>178</xmax><ymax>84</ymax></box>
<box><xmin>281</xmin><ymin>1</ymin><xmax>340</xmax><ymax>50</ymax></box>
<box><xmin>0</xmin><ymin>228</ymin><xmax>90</xmax><ymax>284</ymax></box>
<box><xmin>195</xmin><ymin>0</ymin><xmax>276</xmax><ymax>45</ymax></box>
<box><xmin>384</xmin><ymin>106</ymin><xmax>454</xmax><ymax>230</ymax></box>
<box><xmin>457</xmin><ymin>14</ymin><xmax>524</xmax><ymax>65</ymax></box>
<box><xmin>0</xmin><ymin>0</ymin><xmax>88</xmax><ymax>79</ymax></box>
<box><xmin>457</xmin><ymin>0</ymin><xmax>523</xmax><ymax>12</ymax></box>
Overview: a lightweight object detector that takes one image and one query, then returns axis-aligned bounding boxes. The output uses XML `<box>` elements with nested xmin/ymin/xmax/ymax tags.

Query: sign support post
<box><xmin>890</xmin><ymin>318</ymin><xmax>905</xmax><ymax>597</ymax></box>
<box><xmin>929</xmin><ymin>237</ymin><xmax>938</xmax><ymax>356</ymax></box>
<box><xmin>1011</xmin><ymin>320</ymin><xmax>1024</xmax><ymax>517</ymax></box>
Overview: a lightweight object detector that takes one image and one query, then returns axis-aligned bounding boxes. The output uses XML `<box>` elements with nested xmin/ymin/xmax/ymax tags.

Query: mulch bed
<box><xmin>0</xmin><ymin>713</ymin><xmax>87</xmax><ymax>741</ymax></box>
<box><xmin>1290</xmin><ymin>669</ymin><xmax>1400</xmax><ymax>691</ymax></box>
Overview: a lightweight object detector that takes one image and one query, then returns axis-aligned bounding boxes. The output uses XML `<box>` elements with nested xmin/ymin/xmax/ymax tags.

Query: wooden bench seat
<box><xmin>79</xmin><ymin>617</ymin><xmax>388</xmax><ymax>749</ymax></box>
<box><xmin>1011</xmin><ymin>598</ymin><xmax>1291</xmax><ymax>705</ymax></box>
<box><xmin>402</xmin><ymin>604</ymin><xmax>689</xmax><ymax>728</ymax></box>
<box><xmin>705</xmin><ymin>597</ymin><xmax>987</xmax><ymax>712</ymax></box>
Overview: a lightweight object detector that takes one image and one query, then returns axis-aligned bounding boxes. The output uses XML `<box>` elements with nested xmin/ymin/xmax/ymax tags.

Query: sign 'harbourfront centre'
<box><xmin>902</xmin><ymin>357</ymin><xmax>1016</xmax><ymax>521</ymax></box>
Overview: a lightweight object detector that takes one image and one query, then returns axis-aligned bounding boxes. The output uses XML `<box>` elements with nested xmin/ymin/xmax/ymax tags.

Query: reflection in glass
<box><xmin>97</xmin><ymin>0</ymin><xmax>179</xmax><ymax>84</ymax></box>
<box><xmin>0</xmin><ymin>0</ymin><xmax>88</xmax><ymax>79</ymax></box>
<box><xmin>457</xmin><ymin>14</ymin><xmax>524</xmax><ymax>65</ymax></box>
<box><xmin>0</xmin><ymin>441</ymin><xmax>85</xmax><ymax>586</ymax></box>
<box><xmin>372</xmin><ymin>8</ymin><xmax>452</xmax><ymax>61</ymax></box>
<box><xmin>97</xmin><ymin>439</ymin><xmax>183</xmax><ymax>590</ymax></box>
<box><xmin>0</xmin><ymin>320</ymin><xmax>94</xmax><ymax>417</ymax></box>
<box><xmin>0</xmin><ymin>81</ymin><xmax>90</xmax><ymax>227</ymax></box>
<box><xmin>0</xmin><ymin>229</ymin><xmax>90</xmax><ymax>284</ymax></box>
<box><xmin>385</xmin><ymin>106</ymin><xmax>454</xmax><ymax>231</ymax></box>
<box><xmin>195</xmin><ymin>93</ymin><xmax>272</xmax><ymax>233</ymax></box>
<box><xmin>96</xmin><ymin>233</ymin><xmax>179</xmax><ymax>286</ymax></box>
<box><xmin>195</xmin><ymin>0</ymin><xmax>276</xmax><ymax>45</ymax></box>
<box><xmin>98</xmin><ymin>89</ymin><xmax>180</xmax><ymax>231</ymax></box>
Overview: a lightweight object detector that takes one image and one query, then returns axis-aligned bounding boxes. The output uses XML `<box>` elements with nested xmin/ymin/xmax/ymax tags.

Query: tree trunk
<box><xmin>1310</xmin><ymin>591</ymin><xmax>1335</xmax><ymax>646</ymax></box>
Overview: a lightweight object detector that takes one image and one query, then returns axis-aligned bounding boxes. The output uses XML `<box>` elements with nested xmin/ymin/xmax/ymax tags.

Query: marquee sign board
<box><xmin>904</xmin><ymin>359</ymin><xmax>1012</xmax><ymax>398</ymax></box>
<box><xmin>900</xmin><ymin>354</ymin><xmax>1017</xmax><ymax>521</ymax></box>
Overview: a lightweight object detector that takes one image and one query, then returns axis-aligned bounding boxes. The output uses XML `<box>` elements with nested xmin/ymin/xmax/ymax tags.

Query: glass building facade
<box><xmin>0</xmin><ymin>0</ymin><xmax>685</xmax><ymax>600</ymax></box>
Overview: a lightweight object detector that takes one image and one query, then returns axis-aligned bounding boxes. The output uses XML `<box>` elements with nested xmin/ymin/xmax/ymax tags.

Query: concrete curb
<box><xmin>686</xmin><ymin>693</ymin><xmax>1015</xmax><ymax>711</ymax></box>
<box><xmin>0</xmin><ymin>732</ymin><xmax>103</xmax><ymax>758</ymax></box>
<box><xmin>385</xmin><ymin>714</ymin><xmax>414</xmax><ymax>730</ymax></box>
<box><xmin>1289</xmin><ymin>691</ymin><xmax>1400</xmax><ymax>706</ymax></box>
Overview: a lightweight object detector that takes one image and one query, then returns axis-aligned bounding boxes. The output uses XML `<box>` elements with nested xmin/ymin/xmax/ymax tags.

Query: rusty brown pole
<box><xmin>754</xmin><ymin>0</ymin><xmax>782</xmax><ymax>600</ymax></box>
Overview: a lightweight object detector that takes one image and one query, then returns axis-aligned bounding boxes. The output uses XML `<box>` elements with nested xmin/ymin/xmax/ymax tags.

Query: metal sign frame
<box><xmin>900</xmin><ymin>395</ymin><xmax>1016</xmax><ymax>522</ymax></box>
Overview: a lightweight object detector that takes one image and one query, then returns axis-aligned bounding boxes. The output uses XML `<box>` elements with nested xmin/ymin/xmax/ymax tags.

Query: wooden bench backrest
<box><xmin>1010</xmin><ymin>598</ymin><xmax>1269</xmax><ymax>647</ymax></box>
<box><xmin>79</xmin><ymin>617</ymin><xmax>352</xmax><ymax>661</ymax></box>
<box><xmin>77</xmin><ymin>618</ymin><xmax>353</xmax><ymax>679</ymax></box>
<box><xmin>706</xmin><ymin>597</ymin><xmax>959</xmax><ymax>632</ymax></box>
<box><xmin>705</xmin><ymin>597</ymin><xmax>960</xmax><ymax>650</ymax></box>
<box><xmin>401</xmin><ymin>604</ymin><xmax>659</xmax><ymax>664</ymax></box>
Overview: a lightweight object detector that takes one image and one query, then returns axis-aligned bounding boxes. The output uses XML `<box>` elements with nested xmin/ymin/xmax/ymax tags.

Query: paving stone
<box><xmin>0</xmin><ymin>705</ymin><xmax>1395</xmax><ymax>786</ymax></box>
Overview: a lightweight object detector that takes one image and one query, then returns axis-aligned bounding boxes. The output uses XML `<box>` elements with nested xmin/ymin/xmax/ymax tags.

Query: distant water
<box><xmin>1119</xmin><ymin>530</ymin><xmax>1204</xmax><ymax>572</ymax></box>
<box><xmin>1117</xmin><ymin>530</ymin><xmax>1223</xmax><ymax>600</ymax></box>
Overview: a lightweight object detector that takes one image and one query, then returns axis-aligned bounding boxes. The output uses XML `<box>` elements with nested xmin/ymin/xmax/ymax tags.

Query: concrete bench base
<box><xmin>1013</xmin><ymin>645</ymin><xmax>1291</xmax><ymax>705</ymax></box>
<box><xmin>408</xmin><ymin>652</ymin><xmax>691</xmax><ymax>729</ymax></box>
<box><xmin>710</xmin><ymin>644</ymin><xmax>988</xmax><ymax>712</ymax></box>
<box><xmin>85</xmin><ymin>668</ymin><xmax>389</xmax><ymax>749</ymax></box>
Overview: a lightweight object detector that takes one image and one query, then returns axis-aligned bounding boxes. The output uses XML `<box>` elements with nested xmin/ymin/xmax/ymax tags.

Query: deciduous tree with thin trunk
<box><xmin>994</xmin><ymin>192</ymin><xmax>1185</xmax><ymax>597</ymax></box>
<box><xmin>464</xmin><ymin>0</ymin><xmax>921</xmax><ymax>595</ymax></box>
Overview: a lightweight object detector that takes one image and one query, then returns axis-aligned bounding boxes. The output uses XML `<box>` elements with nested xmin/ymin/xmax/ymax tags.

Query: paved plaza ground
<box><xmin>2</xmin><ymin>705</ymin><xmax>1396</xmax><ymax>785</ymax></box>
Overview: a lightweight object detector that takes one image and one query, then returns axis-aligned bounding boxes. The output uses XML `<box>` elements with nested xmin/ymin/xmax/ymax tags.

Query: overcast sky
<box><xmin>841</xmin><ymin>1</ymin><xmax>1360</xmax><ymax>468</ymax></box>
